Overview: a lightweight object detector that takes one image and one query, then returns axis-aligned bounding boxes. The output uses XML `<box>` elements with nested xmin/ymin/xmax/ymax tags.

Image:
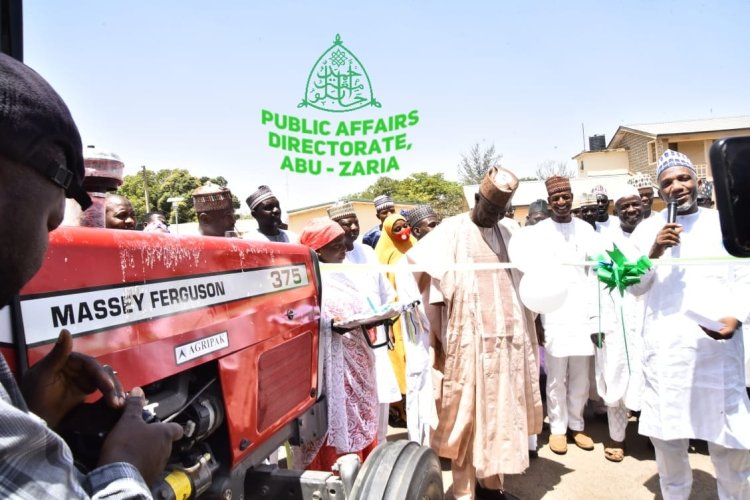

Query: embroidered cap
<box><xmin>327</xmin><ymin>201</ymin><xmax>357</xmax><ymax>221</ymax></box>
<box><xmin>373</xmin><ymin>194</ymin><xmax>394</xmax><ymax>212</ymax></box>
<box><xmin>545</xmin><ymin>176</ymin><xmax>571</xmax><ymax>196</ymax></box>
<box><xmin>192</xmin><ymin>182</ymin><xmax>233</xmax><ymax>212</ymax></box>
<box><xmin>591</xmin><ymin>185</ymin><xmax>608</xmax><ymax>198</ymax></box>
<box><xmin>657</xmin><ymin>150</ymin><xmax>696</xmax><ymax>179</ymax></box>
<box><xmin>246</xmin><ymin>185</ymin><xmax>276</xmax><ymax>210</ymax></box>
<box><xmin>406</xmin><ymin>205</ymin><xmax>436</xmax><ymax>228</ymax></box>
<box><xmin>627</xmin><ymin>172</ymin><xmax>654</xmax><ymax>190</ymax></box>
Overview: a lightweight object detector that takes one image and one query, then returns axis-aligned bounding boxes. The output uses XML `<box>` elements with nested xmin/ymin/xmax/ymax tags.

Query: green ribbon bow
<box><xmin>593</xmin><ymin>244</ymin><xmax>652</xmax><ymax>297</ymax></box>
<box><xmin>590</xmin><ymin>245</ymin><xmax>652</xmax><ymax>369</ymax></box>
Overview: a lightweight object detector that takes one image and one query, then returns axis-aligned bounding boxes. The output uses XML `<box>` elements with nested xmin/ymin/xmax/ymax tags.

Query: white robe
<box><xmin>527</xmin><ymin>217</ymin><xmax>603</xmax><ymax>357</ymax></box>
<box><xmin>630</xmin><ymin>208</ymin><xmax>750</xmax><ymax>448</ymax></box>
<box><xmin>593</xmin><ymin>225</ymin><xmax>645</xmax><ymax>411</ymax></box>
<box><xmin>344</xmin><ymin>242</ymin><xmax>401</xmax><ymax>406</ymax></box>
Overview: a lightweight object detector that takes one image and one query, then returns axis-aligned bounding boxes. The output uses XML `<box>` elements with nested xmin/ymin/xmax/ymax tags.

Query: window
<box><xmin>647</xmin><ymin>141</ymin><xmax>657</xmax><ymax>164</ymax></box>
<box><xmin>668</xmin><ymin>142</ymin><xmax>679</xmax><ymax>152</ymax></box>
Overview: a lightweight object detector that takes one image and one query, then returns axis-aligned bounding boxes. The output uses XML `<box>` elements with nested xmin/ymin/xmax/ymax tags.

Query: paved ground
<box><xmin>388</xmin><ymin>414</ymin><xmax>720</xmax><ymax>500</ymax></box>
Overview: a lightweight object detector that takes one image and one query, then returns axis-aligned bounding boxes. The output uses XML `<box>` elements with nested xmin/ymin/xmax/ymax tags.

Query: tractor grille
<box><xmin>257</xmin><ymin>331</ymin><xmax>313</xmax><ymax>432</ymax></box>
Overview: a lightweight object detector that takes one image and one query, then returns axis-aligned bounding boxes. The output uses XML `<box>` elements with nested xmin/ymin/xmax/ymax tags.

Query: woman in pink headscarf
<box><xmin>298</xmin><ymin>217</ymin><xmax>379</xmax><ymax>471</ymax></box>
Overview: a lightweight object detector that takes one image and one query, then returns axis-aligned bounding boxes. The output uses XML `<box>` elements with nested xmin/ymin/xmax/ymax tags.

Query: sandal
<box><xmin>604</xmin><ymin>441</ymin><xmax>625</xmax><ymax>462</ymax></box>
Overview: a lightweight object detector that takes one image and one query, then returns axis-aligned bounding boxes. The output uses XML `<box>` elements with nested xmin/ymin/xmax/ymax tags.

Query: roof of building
<box><xmin>463</xmin><ymin>173</ymin><xmax>634</xmax><ymax>208</ymax></box>
<box><xmin>571</xmin><ymin>147</ymin><xmax>627</xmax><ymax>160</ymax></box>
<box><xmin>608</xmin><ymin>116</ymin><xmax>750</xmax><ymax>148</ymax></box>
<box><xmin>287</xmin><ymin>198</ymin><xmax>418</xmax><ymax>214</ymax></box>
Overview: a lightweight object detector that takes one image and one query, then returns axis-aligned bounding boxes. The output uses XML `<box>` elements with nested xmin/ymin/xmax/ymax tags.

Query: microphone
<box><xmin>667</xmin><ymin>198</ymin><xmax>678</xmax><ymax>223</ymax></box>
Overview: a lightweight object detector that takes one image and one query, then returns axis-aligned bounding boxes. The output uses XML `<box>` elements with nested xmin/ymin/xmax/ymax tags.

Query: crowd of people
<box><xmin>2</xmin><ymin>53</ymin><xmax>749</xmax><ymax>500</ymax></box>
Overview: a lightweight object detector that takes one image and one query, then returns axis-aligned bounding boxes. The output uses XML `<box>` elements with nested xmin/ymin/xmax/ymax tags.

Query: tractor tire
<box><xmin>349</xmin><ymin>440</ymin><xmax>443</xmax><ymax>500</ymax></box>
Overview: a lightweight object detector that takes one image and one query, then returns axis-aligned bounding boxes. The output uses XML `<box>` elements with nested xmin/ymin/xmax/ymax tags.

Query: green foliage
<box><xmin>350</xmin><ymin>172</ymin><xmax>465</xmax><ymax>219</ymax></box>
<box><xmin>457</xmin><ymin>142</ymin><xmax>501</xmax><ymax>185</ymax></box>
<box><xmin>118</xmin><ymin>168</ymin><xmax>236</xmax><ymax>224</ymax></box>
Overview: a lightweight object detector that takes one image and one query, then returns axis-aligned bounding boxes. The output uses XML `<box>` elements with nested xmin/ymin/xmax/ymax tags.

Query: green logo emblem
<box><xmin>298</xmin><ymin>34</ymin><xmax>381</xmax><ymax>113</ymax></box>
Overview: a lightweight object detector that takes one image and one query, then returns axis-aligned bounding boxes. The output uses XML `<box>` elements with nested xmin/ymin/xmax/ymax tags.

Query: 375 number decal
<box><xmin>269</xmin><ymin>266</ymin><xmax>305</xmax><ymax>289</ymax></box>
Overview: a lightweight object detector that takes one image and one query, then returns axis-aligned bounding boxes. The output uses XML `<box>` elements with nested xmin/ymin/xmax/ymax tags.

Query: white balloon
<box><xmin>519</xmin><ymin>268</ymin><xmax>568</xmax><ymax>314</ymax></box>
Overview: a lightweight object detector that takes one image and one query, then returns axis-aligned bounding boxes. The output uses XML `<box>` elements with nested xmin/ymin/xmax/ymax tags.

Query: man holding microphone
<box><xmin>630</xmin><ymin>150</ymin><xmax>750</xmax><ymax>499</ymax></box>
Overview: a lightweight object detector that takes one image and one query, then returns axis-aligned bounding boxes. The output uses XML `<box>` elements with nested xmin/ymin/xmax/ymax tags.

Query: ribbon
<box><xmin>590</xmin><ymin>244</ymin><xmax>653</xmax><ymax>372</ymax></box>
<box><xmin>593</xmin><ymin>244</ymin><xmax>652</xmax><ymax>297</ymax></box>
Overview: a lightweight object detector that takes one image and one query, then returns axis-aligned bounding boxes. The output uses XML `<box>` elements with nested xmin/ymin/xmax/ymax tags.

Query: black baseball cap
<box><xmin>0</xmin><ymin>53</ymin><xmax>91</xmax><ymax>209</ymax></box>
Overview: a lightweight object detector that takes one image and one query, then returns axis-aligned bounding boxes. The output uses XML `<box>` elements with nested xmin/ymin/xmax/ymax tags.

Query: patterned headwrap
<box><xmin>192</xmin><ymin>182</ymin><xmax>233</xmax><ymax>213</ymax></box>
<box><xmin>657</xmin><ymin>150</ymin><xmax>696</xmax><ymax>179</ymax></box>
<box><xmin>299</xmin><ymin>217</ymin><xmax>344</xmax><ymax>251</ymax></box>
<box><xmin>545</xmin><ymin>176</ymin><xmax>571</xmax><ymax>196</ymax></box>
<box><xmin>405</xmin><ymin>205</ymin><xmax>436</xmax><ymax>228</ymax></box>
<box><xmin>327</xmin><ymin>201</ymin><xmax>357</xmax><ymax>221</ymax></box>
<box><xmin>246</xmin><ymin>185</ymin><xmax>276</xmax><ymax>210</ymax></box>
<box><xmin>373</xmin><ymin>194</ymin><xmax>394</xmax><ymax>211</ymax></box>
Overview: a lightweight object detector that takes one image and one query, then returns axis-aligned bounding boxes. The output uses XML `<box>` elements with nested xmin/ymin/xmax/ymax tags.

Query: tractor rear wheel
<box><xmin>349</xmin><ymin>440</ymin><xmax>443</xmax><ymax>500</ymax></box>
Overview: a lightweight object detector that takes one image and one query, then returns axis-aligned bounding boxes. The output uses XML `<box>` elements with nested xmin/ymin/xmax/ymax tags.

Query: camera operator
<box><xmin>0</xmin><ymin>53</ymin><xmax>183</xmax><ymax>499</ymax></box>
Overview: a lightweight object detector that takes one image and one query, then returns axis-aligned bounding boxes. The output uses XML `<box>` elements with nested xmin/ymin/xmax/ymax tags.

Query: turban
<box><xmin>406</xmin><ymin>205</ymin><xmax>436</xmax><ymax>227</ymax></box>
<box><xmin>657</xmin><ymin>150</ymin><xmax>696</xmax><ymax>179</ymax></box>
<box><xmin>299</xmin><ymin>217</ymin><xmax>345</xmax><ymax>251</ymax></box>
<box><xmin>612</xmin><ymin>184</ymin><xmax>641</xmax><ymax>204</ymax></box>
<box><xmin>545</xmin><ymin>176</ymin><xmax>571</xmax><ymax>196</ymax></box>
<box><xmin>579</xmin><ymin>192</ymin><xmax>597</xmax><ymax>207</ymax></box>
<box><xmin>373</xmin><ymin>194</ymin><xmax>394</xmax><ymax>211</ymax></box>
<box><xmin>327</xmin><ymin>201</ymin><xmax>356</xmax><ymax>221</ymax></box>
<box><xmin>627</xmin><ymin>172</ymin><xmax>654</xmax><ymax>189</ymax></box>
<box><xmin>246</xmin><ymin>185</ymin><xmax>276</xmax><ymax>210</ymax></box>
<box><xmin>192</xmin><ymin>182</ymin><xmax>233</xmax><ymax>212</ymax></box>
<box><xmin>0</xmin><ymin>54</ymin><xmax>91</xmax><ymax>209</ymax></box>
<box><xmin>479</xmin><ymin>166</ymin><xmax>519</xmax><ymax>208</ymax></box>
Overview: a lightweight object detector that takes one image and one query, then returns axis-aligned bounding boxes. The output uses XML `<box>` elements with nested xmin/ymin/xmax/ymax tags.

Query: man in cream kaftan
<box><xmin>407</xmin><ymin>167</ymin><xmax>542</xmax><ymax>500</ymax></box>
<box><xmin>630</xmin><ymin>150</ymin><xmax>750</xmax><ymax>500</ymax></box>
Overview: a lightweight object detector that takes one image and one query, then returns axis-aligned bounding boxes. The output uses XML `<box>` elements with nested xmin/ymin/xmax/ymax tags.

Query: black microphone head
<box><xmin>667</xmin><ymin>198</ymin><xmax>678</xmax><ymax>223</ymax></box>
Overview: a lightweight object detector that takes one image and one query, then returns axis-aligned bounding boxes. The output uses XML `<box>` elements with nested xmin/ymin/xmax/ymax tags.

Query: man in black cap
<box><xmin>406</xmin><ymin>205</ymin><xmax>440</xmax><ymax>241</ymax></box>
<box><xmin>362</xmin><ymin>194</ymin><xmax>396</xmax><ymax>248</ymax></box>
<box><xmin>0</xmin><ymin>53</ymin><xmax>182</xmax><ymax>498</ymax></box>
<box><xmin>244</xmin><ymin>185</ymin><xmax>298</xmax><ymax>243</ymax></box>
<box><xmin>524</xmin><ymin>199</ymin><xmax>550</xmax><ymax>227</ymax></box>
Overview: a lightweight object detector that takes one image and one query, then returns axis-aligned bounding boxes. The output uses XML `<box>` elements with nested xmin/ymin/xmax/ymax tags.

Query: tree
<box><xmin>535</xmin><ymin>160</ymin><xmax>575</xmax><ymax>180</ymax></box>
<box><xmin>350</xmin><ymin>172</ymin><xmax>465</xmax><ymax>219</ymax></box>
<box><xmin>457</xmin><ymin>142</ymin><xmax>501</xmax><ymax>185</ymax></box>
<box><xmin>118</xmin><ymin>168</ymin><xmax>238</xmax><ymax>224</ymax></box>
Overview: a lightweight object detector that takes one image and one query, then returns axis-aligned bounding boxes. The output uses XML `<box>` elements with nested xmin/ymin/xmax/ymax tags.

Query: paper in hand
<box><xmin>685</xmin><ymin>309</ymin><xmax>726</xmax><ymax>333</ymax></box>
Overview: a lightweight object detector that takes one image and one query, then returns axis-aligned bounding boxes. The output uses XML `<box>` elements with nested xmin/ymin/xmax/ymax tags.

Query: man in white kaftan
<box><xmin>526</xmin><ymin>176</ymin><xmax>601</xmax><ymax>455</ymax></box>
<box><xmin>407</xmin><ymin>166</ymin><xmax>542</xmax><ymax>500</ymax></box>
<box><xmin>630</xmin><ymin>150</ymin><xmax>750</xmax><ymax>500</ymax></box>
<box><xmin>593</xmin><ymin>185</ymin><xmax>646</xmax><ymax>462</ymax></box>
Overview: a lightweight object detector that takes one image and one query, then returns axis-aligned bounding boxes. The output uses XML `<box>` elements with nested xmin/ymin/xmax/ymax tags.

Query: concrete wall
<box><xmin>287</xmin><ymin>201</ymin><xmax>418</xmax><ymax>238</ymax></box>
<box><xmin>577</xmin><ymin>150</ymin><xmax>629</xmax><ymax>177</ymax></box>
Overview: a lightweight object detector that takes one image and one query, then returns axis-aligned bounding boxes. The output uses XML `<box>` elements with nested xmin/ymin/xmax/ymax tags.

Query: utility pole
<box><xmin>142</xmin><ymin>165</ymin><xmax>150</xmax><ymax>212</ymax></box>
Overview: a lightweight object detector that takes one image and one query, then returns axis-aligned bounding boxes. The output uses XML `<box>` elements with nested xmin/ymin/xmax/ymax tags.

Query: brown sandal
<box><xmin>604</xmin><ymin>441</ymin><xmax>625</xmax><ymax>462</ymax></box>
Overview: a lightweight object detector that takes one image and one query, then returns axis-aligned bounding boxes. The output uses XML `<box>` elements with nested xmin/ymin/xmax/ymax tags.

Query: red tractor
<box><xmin>1</xmin><ymin>227</ymin><xmax>443</xmax><ymax>499</ymax></box>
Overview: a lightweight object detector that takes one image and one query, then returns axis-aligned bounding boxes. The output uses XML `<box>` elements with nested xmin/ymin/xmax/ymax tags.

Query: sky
<box><xmin>23</xmin><ymin>0</ymin><xmax>750</xmax><ymax>212</ymax></box>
